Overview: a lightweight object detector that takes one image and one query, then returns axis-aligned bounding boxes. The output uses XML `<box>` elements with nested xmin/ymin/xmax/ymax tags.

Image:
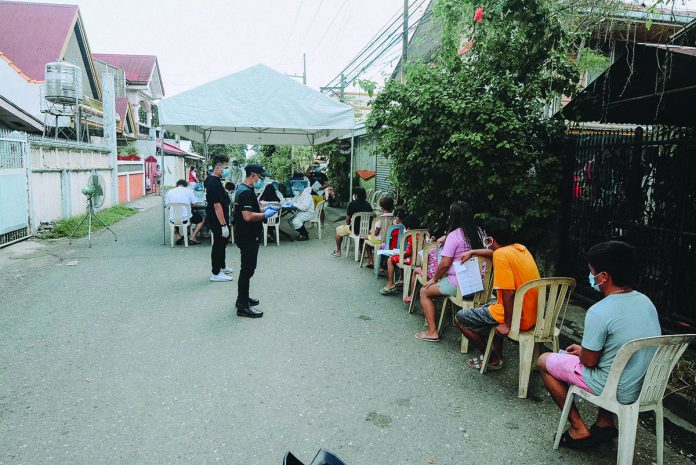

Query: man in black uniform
<box><xmin>233</xmin><ymin>164</ymin><xmax>279</xmax><ymax>318</ymax></box>
<box><xmin>205</xmin><ymin>155</ymin><xmax>233</xmax><ymax>282</ymax></box>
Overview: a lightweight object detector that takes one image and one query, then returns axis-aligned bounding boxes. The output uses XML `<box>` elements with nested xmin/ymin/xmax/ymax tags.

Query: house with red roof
<box><xmin>0</xmin><ymin>1</ymin><xmax>105</xmax><ymax>136</ymax></box>
<box><xmin>93</xmin><ymin>53</ymin><xmax>164</xmax><ymax>136</ymax></box>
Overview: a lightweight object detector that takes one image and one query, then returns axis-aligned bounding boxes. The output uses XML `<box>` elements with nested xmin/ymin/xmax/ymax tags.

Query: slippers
<box><xmin>558</xmin><ymin>431</ymin><xmax>596</xmax><ymax>449</ymax></box>
<box><xmin>395</xmin><ymin>281</ymin><xmax>404</xmax><ymax>288</ymax></box>
<box><xmin>590</xmin><ymin>425</ymin><xmax>618</xmax><ymax>443</ymax></box>
<box><xmin>380</xmin><ymin>286</ymin><xmax>398</xmax><ymax>295</ymax></box>
<box><xmin>403</xmin><ymin>296</ymin><xmax>412</xmax><ymax>304</ymax></box>
<box><xmin>330</xmin><ymin>251</ymin><xmax>342</xmax><ymax>257</ymax></box>
<box><xmin>415</xmin><ymin>332</ymin><xmax>440</xmax><ymax>343</ymax></box>
<box><xmin>467</xmin><ymin>356</ymin><xmax>504</xmax><ymax>371</ymax></box>
<box><xmin>365</xmin><ymin>264</ymin><xmax>374</xmax><ymax>269</ymax></box>
<box><xmin>189</xmin><ymin>239</ymin><xmax>201</xmax><ymax>245</ymax></box>
<box><xmin>175</xmin><ymin>238</ymin><xmax>184</xmax><ymax>245</ymax></box>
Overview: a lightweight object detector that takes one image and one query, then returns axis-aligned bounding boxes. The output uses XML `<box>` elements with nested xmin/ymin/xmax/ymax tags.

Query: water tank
<box><xmin>44</xmin><ymin>62</ymin><xmax>82</xmax><ymax>104</ymax></box>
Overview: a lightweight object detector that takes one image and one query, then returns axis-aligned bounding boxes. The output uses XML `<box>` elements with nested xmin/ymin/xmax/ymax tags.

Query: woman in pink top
<box><xmin>416</xmin><ymin>201</ymin><xmax>483</xmax><ymax>342</ymax></box>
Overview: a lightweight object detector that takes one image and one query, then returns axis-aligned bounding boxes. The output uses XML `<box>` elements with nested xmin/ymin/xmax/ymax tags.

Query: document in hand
<box><xmin>453</xmin><ymin>258</ymin><xmax>484</xmax><ymax>296</ymax></box>
<box><xmin>377</xmin><ymin>249</ymin><xmax>400</xmax><ymax>257</ymax></box>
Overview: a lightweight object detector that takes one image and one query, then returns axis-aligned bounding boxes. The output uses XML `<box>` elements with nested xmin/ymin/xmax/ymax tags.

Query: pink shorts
<box><xmin>545</xmin><ymin>353</ymin><xmax>594</xmax><ymax>393</ymax></box>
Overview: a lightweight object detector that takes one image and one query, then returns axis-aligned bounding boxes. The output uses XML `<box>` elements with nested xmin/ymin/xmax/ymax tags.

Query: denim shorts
<box><xmin>437</xmin><ymin>278</ymin><xmax>457</xmax><ymax>297</ymax></box>
<box><xmin>455</xmin><ymin>303</ymin><xmax>498</xmax><ymax>335</ymax></box>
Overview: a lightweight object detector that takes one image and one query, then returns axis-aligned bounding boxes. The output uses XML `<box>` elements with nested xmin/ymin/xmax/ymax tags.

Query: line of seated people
<box><xmin>333</xmin><ymin>193</ymin><xmax>663</xmax><ymax>453</ymax></box>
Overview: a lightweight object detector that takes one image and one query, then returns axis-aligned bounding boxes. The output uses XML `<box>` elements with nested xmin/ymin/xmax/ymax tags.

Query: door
<box><xmin>0</xmin><ymin>131</ymin><xmax>30</xmax><ymax>246</ymax></box>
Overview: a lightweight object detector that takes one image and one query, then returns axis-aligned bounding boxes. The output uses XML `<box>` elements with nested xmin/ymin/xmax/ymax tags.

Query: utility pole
<box><xmin>340</xmin><ymin>73</ymin><xmax>346</xmax><ymax>102</ymax></box>
<box><xmin>401</xmin><ymin>0</ymin><xmax>408</xmax><ymax>82</ymax></box>
<box><xmin>303</xmin><ymin>53</ymin><xmax>307</xmax><ymax>85</ymax></box>
<box><xmin>287</xmin><ymin>53</ymin><xmax>308</xmax><ymax>85</ymax></box>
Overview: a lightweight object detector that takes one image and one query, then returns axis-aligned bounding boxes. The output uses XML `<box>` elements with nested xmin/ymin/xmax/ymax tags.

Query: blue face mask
<box><xmin>221</xmin><ymin>167</ymin><xmax>230</xmax><ymax>178</ymax></box>
<box><xmin>253</xmin><ymin>179</ymin><xmax>264</xmax><ymax>190</ymax></box>
<box><xmin>588</xmin><ymin>272</ymin><xmax>603</xmax><ymax>292</ymax></box>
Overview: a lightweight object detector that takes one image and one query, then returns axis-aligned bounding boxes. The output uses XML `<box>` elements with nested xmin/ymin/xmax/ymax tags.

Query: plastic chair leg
<box><xmin>408</xmin><ymin>281</ymin><xmax>419</xmax><ymax>314</ymax></box>
<box><xmin>275</xmin><ymin>225</ymin><xmax>280</xmax><ymax>246</ymax></box>
<box><xmin>518</xmin><ymin>336</ymin><xmax>535</xmax><ymax>398</ymax></box>
<box><xmin>170</xmin><ymin>224</ymin><xmax>175</xmax><ymax>247</ymax></box>
<box><xmin>617</xmin><ymin>406</ymin><xmax>640</xmax><ymax>465</ymax></box>
<box><xmin>183</xmin><ymin>230</ymin><xmax>189</xmax><ymax>247</ymax></box>
<box><xmin>402</xmin><ymin>267</ymin><xmax>411</xmax><ymax>300</ymax></box>
<box><xmin>480</xmin><ymin>327</ymin><xmax>496</xmax><ymax>374</ymax></box>
<box><xmin>553</xmin><ymin>391</ymin><xmax>576</xmax><ymax>449</ymax></box>
<box><xmin>656</xmin><ymin>403</ymin><xmax>664</xmax><ymax>465</ymax></box>
<box><xmin>460</xmin><ymin>335</ymin><xmax>468</xmax><ymax>353</ymax></box>
<box><xmin>437</xmin><ymin>299</ymin><xmax>448</xmax><ymax>334</ymax></box>
<box><xmin>552</xmin><ymin>336</ymin><xmax>560</xmax><ymax>354</ymax></box>
<box><xmin>354</xmin><ymin>238</ymin><xmax>361</xmax><ymax>262</ymax></box>
<box><xmin>317</xmin><ymin>221</ymin><xmax>322</xmax><ymax>239</ymax></box>
<box><xmin>263</xmin><ymin>224</ymin><xmax>268</xmax><ymax>246</ymax></box>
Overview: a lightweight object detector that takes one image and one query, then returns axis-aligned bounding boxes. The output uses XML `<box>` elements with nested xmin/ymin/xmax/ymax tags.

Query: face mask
<box><xmin>253</xmin><ymin>179</ymin><xmax>264</xmax><ymax>189</ymax></box>
<box><xmin>588</xmin><ymin>272</ymin><xmax>603</xmax><ymax>292</ymax></box>
<box><xmin>221</xmin><ymin>167</ymin><xmax>230</xmax><ymax>178</ymax></box>
<box><xmin>482</xmin><ymin>236</ymin><xmax>493</xmax><ymax>248</ymax></box>
<box><xmin>353</xmin><ymin>195</ymin><xmax>357</xmax><ymax>201</ymax></box>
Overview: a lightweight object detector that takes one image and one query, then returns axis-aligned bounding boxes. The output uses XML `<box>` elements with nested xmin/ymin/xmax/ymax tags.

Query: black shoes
<box><xmin>297</xmin><ymin>235</ymin><xmax>309</xmax><ymax>241</ymax></box>
<box><xmin>248</xmin><ymin>297</ymin><xmax>259</xmax><ymax>306</ymax></box>
<box><xmin>236</xmin><ymin>305</ymin><xmax>263</xmax><ymax>318</ymax></box>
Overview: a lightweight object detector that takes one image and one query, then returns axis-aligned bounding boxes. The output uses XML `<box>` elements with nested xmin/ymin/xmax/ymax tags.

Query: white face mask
<box><xmin>352</xmin><ymin>195</ymin><xmax>357</xmax><ymax>201</ymax></box>
<box><xmin>482</xmin><ymin>236</ymin><xmax>494</xmax><ymax>248</ymax></box>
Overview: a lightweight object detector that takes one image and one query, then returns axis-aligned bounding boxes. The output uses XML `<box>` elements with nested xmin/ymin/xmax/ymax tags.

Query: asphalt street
<box><xmin>0</xmin><ymin>196</ymin><xmax>692</xmax><ymax>465</ymax></box>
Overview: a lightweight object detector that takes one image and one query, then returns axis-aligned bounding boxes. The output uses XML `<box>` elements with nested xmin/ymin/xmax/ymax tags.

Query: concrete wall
<box><xmin>29</xmin><ymin>140</ymin><xmax>114</xmax><ymax>224</ymax></box>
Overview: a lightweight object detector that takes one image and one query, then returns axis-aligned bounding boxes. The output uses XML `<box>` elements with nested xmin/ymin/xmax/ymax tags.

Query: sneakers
<box><xmin>210</xmin><ymin>272</ymin><xmax>233</xmax><ymax>282</ymax></box>
<box><xmin>222</xmin><ymin>266</ymin><xmax>234</xmax><ymax>274</ymax></box>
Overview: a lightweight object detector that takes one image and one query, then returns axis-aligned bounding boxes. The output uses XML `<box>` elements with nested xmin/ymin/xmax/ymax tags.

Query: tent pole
<box><xmin>160</xmin><ymin>125</ymin><xmax>167</xmax><ymax>245</ymax></box>
<box><xmin>349</xmin><ymin>128</ymin><xmax>354</xmax><ymax>204</ymax></box>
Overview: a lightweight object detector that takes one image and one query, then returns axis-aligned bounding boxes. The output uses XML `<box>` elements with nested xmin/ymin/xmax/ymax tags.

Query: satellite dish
<box><xmin>70</xmin><ymin>172</ymin><xmax>117</xmax><ymax>247</ymax></box>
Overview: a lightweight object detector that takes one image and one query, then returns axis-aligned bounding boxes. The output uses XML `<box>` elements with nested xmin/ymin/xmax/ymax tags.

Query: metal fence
<box><xmin>562</xmin><ymin>125</ymin><xmax>696</xmax><ymax>333</ymax></box>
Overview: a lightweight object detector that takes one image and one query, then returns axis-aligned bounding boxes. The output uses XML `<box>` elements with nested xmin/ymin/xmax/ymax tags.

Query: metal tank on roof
<box><xmin>44</xmin><ymin>61</ymin><xmax>82</xmax><ymax>105</ymax></box>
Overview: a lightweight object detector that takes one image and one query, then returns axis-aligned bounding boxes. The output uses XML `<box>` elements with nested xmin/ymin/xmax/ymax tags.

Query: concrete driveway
<box><xmin>0</xmin><ymin>197</ymin><xmax>691</xmax><ymax>465</ymax></box>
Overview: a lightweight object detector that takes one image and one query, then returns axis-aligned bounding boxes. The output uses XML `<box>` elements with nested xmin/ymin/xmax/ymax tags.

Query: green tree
<box><xmin>367</xmin><ymin>0</ymin><xmax>613</xmax><ymax>241</ymax></box>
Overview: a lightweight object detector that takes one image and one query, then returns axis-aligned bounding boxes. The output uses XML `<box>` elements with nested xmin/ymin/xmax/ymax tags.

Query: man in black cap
<box><xmin>233</xmin><ymin>163</ymin><xmax>279</xmax><ymax>318</ymax></box>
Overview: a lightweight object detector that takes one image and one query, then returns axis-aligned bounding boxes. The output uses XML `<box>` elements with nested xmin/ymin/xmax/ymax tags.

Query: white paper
<box><xmin>311</xmin><ymin>181</ymin><xmax>323</xmax><ymax>192</ymax></box>
<box><xmin>453</xmin><ymin>258</ymin><xmax>483</xmax><ymax>296</ymax></box>
<box><xmin>377</xmin><ymin>249</ymin><xmax>400</xmax><ymax>257</ymax></box>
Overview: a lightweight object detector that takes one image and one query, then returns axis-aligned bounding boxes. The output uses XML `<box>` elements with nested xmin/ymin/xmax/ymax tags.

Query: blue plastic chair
<box><xmin>375</xmin><ymin>223</ymin><xmax>405</xmax><ymax>277</ymax></box>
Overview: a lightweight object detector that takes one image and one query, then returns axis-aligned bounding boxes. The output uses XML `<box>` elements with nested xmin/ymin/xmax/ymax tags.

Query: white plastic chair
<box><xmin>306</xmin><ymin>200</ymin><xmax>325</xmax><ymax>239</ymax></box>
<box><xmin>345</xmin><ymin>212</ymin><xmax>374</xmax><ymax>261</ymax></box>
<box><xmin>408</xmin><ymin>241</ymin><xmax>438</xmax><ymax>314</ymax></box>
<box><xmin>480</xmin><ymin>277</ymin><xmax>576</xmax><ymax>398</ymax></box>
<box><xmin>396</xmin><ymin>229</ymin><xmax>428</xmax><ymax>299</ymax></box>
<box><xmin>168</xmin><ymin>203</ymin><xmax>192</xmax><ymax>247</ymax></box>
<box><xmin>553</xmin><ymin>334</ymin><xmax>695</xmax><ymax>465</ymax></box>
<box><xmin>438</xmin><ymin>256</ymin><xmax>494</xmax><ymax>354</ymax></box>
<box><xmin>262</xmin><ymin>203</ymin><xmax>282</xmax><ymax>246</ymax></box>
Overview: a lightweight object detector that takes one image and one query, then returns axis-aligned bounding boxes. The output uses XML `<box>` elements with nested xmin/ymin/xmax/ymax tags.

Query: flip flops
<box><xmin>330</xmin><ymin>251</ymin><xmax>342</xmax><ymax>257</ymax></box>
<box><xmin>189</xmin><ymin>239</ymin><xmax>201</xmax><ymax>245</ymax></box>
<box><xmin>380</xmin><ymin>286</ymin><xmax>398</xmax><ymax>295</ymax></box>
<box><xmin>415</xmin><ymin>332</ymin><xmax>441</xmax><ymax>343</ymax></box>
<box><xmin>590</xmin><ymin>425</ymin><xmax>618</xmax><ymax>443</ymax></box>
<box><xmin>558</xmin><ymin>431</ymin><xmax>596</xmax><ymax>449</ymax></box>
<box><xmin>466</xmin><ymin>356</ymin><xmax>504</xmax><ymax>371</ymax></box>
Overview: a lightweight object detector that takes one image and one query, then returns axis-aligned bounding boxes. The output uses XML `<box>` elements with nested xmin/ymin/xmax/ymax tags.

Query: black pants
<box><xmin>236</xmin><ymin>239</ymin><xmax>259</xmax><ymax>306</ymax></box>
<box><xmin>209</xmin><ymin>223</ymin><xmax>227</xmax><ymax>275</ymax></box>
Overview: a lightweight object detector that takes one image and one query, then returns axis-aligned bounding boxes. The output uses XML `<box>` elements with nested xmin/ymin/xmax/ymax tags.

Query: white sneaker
<box><xmin>209</xmin><ymin>272</ymin><xmax>233</xmax><ymax>282</ymax></box>
<box><xmin>222</xmin><ymin>266</ymin><xmax>234</xmax><ymax>274</ymax></box>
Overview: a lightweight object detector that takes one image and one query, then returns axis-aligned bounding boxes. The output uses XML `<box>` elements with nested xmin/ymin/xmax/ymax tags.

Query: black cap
<box><xmin>245</xmin><ymin>163</ymin><xmax>266</xmax><ymax>177</ymax></box>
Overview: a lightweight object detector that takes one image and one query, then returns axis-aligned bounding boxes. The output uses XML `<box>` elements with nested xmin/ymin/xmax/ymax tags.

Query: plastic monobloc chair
<box><xmin>480</xmin><ymin>277</ymin><xmax>576</xmax><ymax>398</ymax></box>
<box><xmin>395</xmin><ymin>229</ymin><xmax>427</xmax><ymax>298</ymax></box>
<box><xmin>307</xmin><ymin>200</ymin><xmax>325</xmax><ymax>239</ymax></box>
<box><xmin>262</xmin><ymin>202</ymin><xmax>282</xmax><ymax>246</ymax></box>
<box><xmin>344</xmin><ymin>212</ymin><xmax>374</xmax><ymax>261</ymax></box>
<box><xmin>168</xmin><ymin>203</ymin><xmax>191</xmax><ymax>247</ymax></box>
<box><xmin>408</xmin><ymin>241</ymin><xmax>438</xmax><ymax>314</ymax></box>
<box><xmin>553</xmin><ymin>334</ymin><xmax>695</xmax><ymax>465</ymax></box>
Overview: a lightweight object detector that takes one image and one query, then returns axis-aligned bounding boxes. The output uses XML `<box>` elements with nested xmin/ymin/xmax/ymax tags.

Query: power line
<box><xmin>280</xmin><ymin>0</ymin><xmax>305</xmax><ymax>62</ymax></box>
<box><xmin>297</xmin><ymin>0</ymin><xmax>327</xmax><ymax>52</ymax></box>
<box><xmin>323</xmin><ymin>0</ymin><xmax>428</xmax><ymax>89</ymax></box>
<box><xmin>311</xmin><ymin>0</ymin><xmax>349</xmax><ymax>55</ymax></box>
<box><xmin>323</xmin><ymin>0</ymin><xmax>419</xmax><ymax>88</ymax></box>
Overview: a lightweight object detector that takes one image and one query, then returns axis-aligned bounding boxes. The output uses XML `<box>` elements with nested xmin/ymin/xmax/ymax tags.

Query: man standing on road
<box><xmin>233</xmin><ymin>164</ymin><xmax>279</xmax><ymax>318</ymax></box>
<box><xmin>205</xmin><ymin>155</ymin><xmax>234</xmax><ymax>282</ymax></box>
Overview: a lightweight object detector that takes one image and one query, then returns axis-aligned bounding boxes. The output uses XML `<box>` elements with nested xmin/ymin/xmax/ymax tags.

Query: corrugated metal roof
<box><xmin>93</xmin><ymin>53</ymin><xmax>156</xmax><ymax>84</ymax></box>
<box><xmin>0</xmin><ymin>1</ymin><xmax>78</xmax><ymax>82</ymax></box>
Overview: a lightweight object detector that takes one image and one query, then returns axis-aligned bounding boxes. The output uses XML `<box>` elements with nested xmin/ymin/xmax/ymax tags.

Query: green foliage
<box><xmin>117</xmin><ymin>143</ymin><xmax>138</xmax><ymax>155</ymax></box>
<box><xmin>257</xmin><ymin>145</ymin><xmax>313</xmax><ymax>181</ymax></box>
<box><xmin>320</xmin><ymin>140</ymin><xmax>350</xmax><ymax>203</ymax></box>
<box><xmin>355</xmin><ymin>79</ymin><xmax>378</xmax><ymax>97</ymax></box>
<box><xmin>190</xmin><ymin>142</ymin><xmax>247</xmax><ymax>165</ymax></box>
<box><xmin>45</xmin><ymin>205</ymin><xmax>137</xmax><ymax>238</ymax></box>
<box><xmin>367</xmin><ymin>0</ymin><xmax>583</xmax><ymax>241</ymax></box>
<box><xmin>576</xmin><ymin>48</ymin><xmax>609</xmax><ymax>74</ymax></box>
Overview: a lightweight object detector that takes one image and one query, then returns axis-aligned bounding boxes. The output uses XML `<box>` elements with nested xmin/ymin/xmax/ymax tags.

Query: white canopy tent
<box><xmin>158</xmin><ymin>64</ymin><xmax>354</xmax><ymax>146</ymax></box>
<box><xmin>156</xmin><ymin>64</ymin><xmax>355</xmax><ymax>244</ymax></box>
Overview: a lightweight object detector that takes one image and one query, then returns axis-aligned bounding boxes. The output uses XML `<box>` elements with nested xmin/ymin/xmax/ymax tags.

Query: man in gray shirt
<box><xmin>538</xmin><ymin>241</ymin><xmax>660</xmax><ymax>449</ymax></box>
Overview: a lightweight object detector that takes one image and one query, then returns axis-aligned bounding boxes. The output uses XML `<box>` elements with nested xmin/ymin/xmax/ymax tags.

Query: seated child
<box><xmin>381</xmin><ymin>215</ymin><xmax>420</xmax><ymax>295</ymax></box>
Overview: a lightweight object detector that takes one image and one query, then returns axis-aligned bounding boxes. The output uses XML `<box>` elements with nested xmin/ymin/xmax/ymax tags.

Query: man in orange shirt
<box><xmin>455</xmin><ymin>217</ymin><xmax>540</xmax><ymax>370</ymax></box>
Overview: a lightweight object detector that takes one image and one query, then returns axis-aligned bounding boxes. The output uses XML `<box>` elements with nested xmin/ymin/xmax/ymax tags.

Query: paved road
<box><xmin>0</xmin><ymin>197</ymin><xmax>691</xmax><ymax>465</ymax></box>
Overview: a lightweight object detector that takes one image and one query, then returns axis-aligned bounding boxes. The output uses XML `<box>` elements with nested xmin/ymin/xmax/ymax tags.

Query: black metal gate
<box><xmin>562</xmin><ymin>126</ymin><xmax>696</xmax><ymax>333</ymax></box>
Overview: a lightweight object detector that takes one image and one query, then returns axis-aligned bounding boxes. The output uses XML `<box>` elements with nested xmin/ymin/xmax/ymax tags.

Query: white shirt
<box><xmin>294</xmin><ymin>187</ymin><xmax>315</xmax><ymax>213</ymax></box>
<box><xmin>165</xmin><ymin>186</ymin><xmax>196</xmax><ymax>222</ymax></box>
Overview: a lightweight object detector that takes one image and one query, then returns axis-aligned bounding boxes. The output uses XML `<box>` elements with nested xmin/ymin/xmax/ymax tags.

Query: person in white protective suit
<box><xmin>290</xmin><ymin>183</ymin><xmax>315</xmax><ymax>241</ymax></box>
